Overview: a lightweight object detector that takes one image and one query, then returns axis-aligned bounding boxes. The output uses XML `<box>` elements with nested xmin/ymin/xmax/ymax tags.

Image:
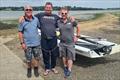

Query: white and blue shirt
<box><xmin>18</xmin><ymin>16</ymin><xmax>41</xmax><ymax>47</ymax></box>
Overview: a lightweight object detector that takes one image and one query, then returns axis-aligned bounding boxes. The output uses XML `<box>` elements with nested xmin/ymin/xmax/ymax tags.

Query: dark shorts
<box><xmin>59</xmin><ymin>43</ymin><xmax>76</xmax><ymax>61</ymax></box>
<box><xmin>24</xmin><ymin>45</ymin><xmax>41</xmax><ymax>62</ymax></box>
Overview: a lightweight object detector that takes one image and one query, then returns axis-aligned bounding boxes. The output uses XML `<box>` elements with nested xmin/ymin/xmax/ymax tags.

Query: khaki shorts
<box><xmin>59</xmin><ymin>43</ymin><xmax>76</xmax><ymax>61</ymax></box>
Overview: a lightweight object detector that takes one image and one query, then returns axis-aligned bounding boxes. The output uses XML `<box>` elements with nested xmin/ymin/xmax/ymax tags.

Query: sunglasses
<box><xmin>61</xmin><ymin>13</ymin><xmax>67</xmax><ymax>15</ymax></box>
<box><xmin>25</xmin><ymin>9</ymin><xmax>32</xmax><ymax>11</ymax></box>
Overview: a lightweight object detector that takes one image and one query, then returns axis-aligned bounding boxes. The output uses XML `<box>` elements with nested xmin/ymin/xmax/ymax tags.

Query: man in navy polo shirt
<box><xmin>35</xmin><ymin>2</ymin><xmax>59</xmax><ymax>75</ymax></box>
<box><xmin>18</xmin><ymin>5</ymin><xmax>41</xmax><ymax>78</ymax></box>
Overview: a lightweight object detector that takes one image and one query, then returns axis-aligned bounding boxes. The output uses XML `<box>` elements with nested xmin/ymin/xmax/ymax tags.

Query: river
<box><xmin>0</xmin><ymin>10</ymin><xmax>120</xmax><ymax>20</ymax></box>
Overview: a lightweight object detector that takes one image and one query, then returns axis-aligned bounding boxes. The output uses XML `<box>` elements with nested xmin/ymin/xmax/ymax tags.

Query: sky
<box><xmin>0</xmin><ymin>0</ymin><xmax>120</xmax><ymax>8</ymax></box>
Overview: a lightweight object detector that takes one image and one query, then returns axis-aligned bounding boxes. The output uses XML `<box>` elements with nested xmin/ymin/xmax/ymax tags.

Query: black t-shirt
<box><xmin>35</xmin><ymin>12</ymin><xmax>59</xmax><ymax>39</ymax></box>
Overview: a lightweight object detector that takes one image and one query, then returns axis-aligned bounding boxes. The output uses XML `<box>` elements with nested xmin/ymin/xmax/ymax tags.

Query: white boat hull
<box><xmin>58</xmin><ymin>35</ymin><xmax>120</xmax><ymax>58</ymax></box>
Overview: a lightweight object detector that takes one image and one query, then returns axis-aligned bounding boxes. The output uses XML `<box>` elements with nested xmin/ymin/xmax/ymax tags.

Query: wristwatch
<box><xmin>20</xmin><ymin>42</ymin><xmax>24</xmax><ymax>45</ymax></box>
<box><xmin>76</xmin><ymin>35</ymin><xmax>80</xmax><ymax>38</ymax></box>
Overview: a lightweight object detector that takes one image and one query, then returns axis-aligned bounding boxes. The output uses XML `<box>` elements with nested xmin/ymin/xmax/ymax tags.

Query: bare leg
<box><xmin>62</xmin><ymin>57</ymin><xmax>68</xmax><ymax>67</ymax></box>
<box><xmin>32</xmin><ymin>58</ymin><xmax>39</xmax><ymax>67</ymax></box>
<box><xmin>67</xmin><ymin>59</ymin><xmax>73</xmax><ymax>71</ymax></box>
<box><xmin>32</xmin><ymin>58</ymin><xmax>39</xmax><ymax>77</ymax></box>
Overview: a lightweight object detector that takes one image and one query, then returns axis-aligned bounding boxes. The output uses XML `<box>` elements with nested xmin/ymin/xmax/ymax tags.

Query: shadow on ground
<box><xmin>73</xmin><ymin>54</ymin><xmax>120</xmax><ymax>68</ymax></box>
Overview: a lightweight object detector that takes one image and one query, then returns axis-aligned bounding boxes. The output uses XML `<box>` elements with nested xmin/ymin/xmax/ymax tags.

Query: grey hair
<box><xmin>24</xmin><ymin>5</ymin><xmax>33</xmax><ymax>10</ymax></box>
<box><xmin>60</xmin><ymin>6</ymin><xmax>69</xmax><ymax>11</ymax></box>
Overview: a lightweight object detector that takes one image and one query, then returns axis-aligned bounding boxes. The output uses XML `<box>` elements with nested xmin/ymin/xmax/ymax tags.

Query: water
<box><xmin>0</xmin><ymin>10</ymin><xmax>120</xmax><ymax>20</ymax></box>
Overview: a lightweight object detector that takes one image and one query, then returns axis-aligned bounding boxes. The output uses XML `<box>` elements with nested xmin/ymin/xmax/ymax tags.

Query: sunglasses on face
<box><xmin>25</xmin><ymin>9</ymin><xmax>32</xmax><ymax>11</ymax></box>
<box><xmin>61</xmin><ymin>13</ymin><xmax>68</xmax><ymax>15</ymax></box>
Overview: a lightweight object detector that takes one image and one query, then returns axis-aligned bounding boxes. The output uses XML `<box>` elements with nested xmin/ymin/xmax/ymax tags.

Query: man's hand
<box><xmin>21</xmin><ymin>43</ymin><xmax>26</xmax><ymax>50</ymax></box>
<box><xmin>18</xmin><ymin>16</ymin><xmax>25</xmax><ymax>23</ymax></box>
<box><xmin>74</xmin><ymin>36</ymin><xmax>78</xmax><ymax>43</ymax></box>
<box><xmin>70</xmin><ymin>16</ymin><xmax>75</xmax><ymax>22</ymax></box>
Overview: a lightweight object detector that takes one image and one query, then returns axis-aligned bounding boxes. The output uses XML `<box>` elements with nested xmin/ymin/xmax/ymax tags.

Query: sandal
<box><xmin>43</xmin><ymin>69</ymin><xmax>50</xmax><ymax>76</ymax></box>
<box><xmin>51</xmin><ymin>68</ymin><xmax>58</xmax><ymax>74</ymax></box>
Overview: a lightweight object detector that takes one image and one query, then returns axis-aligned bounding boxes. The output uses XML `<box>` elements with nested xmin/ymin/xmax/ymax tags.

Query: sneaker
<box><xmin>43</xmin><ymin>69</ymin><xmax>50</xmax><ymax>76</ymax></box>
<box><xmin>64</xmin><ymin>67</ymin><xmax>68</xmax><ymax>77</ymax></box>
<box><xmin>51</xmin><ymin>68</ymin><xmax>59</xmax><ymax>74</ymax></box>
<box><xmin>66</xmin><ymin>70</ymin><xmax>71</xmax><ymax>77</ymax></box>
<box><xmin>27</xmin><ymin>68</ymin><xmax>32</xmax><ymax>78</ymax></box>
<box><xmin>34</xmin><ymin>67</ymin><xmax>39</xmax><ymax>77</ymax></box>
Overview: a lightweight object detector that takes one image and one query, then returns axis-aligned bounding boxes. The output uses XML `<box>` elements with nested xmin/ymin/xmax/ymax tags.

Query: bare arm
<box><xmin>70</xmin><ymin>16</ymin><xmax>80</xmax><ymax>37</ymax></box>
<box><xmin>18</xmin><ymin>32</ymin><xmax>24</xmax><ymax>43</ymax></box>
<box><xmin>18</xmin><ymin>32</ymin><xmax>26</xmax><ymax>50</ymax></box>
<box><xmin>76</xmin><ymin>24</ymin><xmax>80</xmax><ymax>37</ymax></box>
<box><xmin>18</xmin><ymin>16</ymin><xmax>25</xmax><ymax>23</ymax></box>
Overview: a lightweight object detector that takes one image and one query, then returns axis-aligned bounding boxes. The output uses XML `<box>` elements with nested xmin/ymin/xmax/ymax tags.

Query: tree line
<box><xmin>0</xmin><ymin>6</ymin><xmax>120</xmax><ymax>11</ymax></box>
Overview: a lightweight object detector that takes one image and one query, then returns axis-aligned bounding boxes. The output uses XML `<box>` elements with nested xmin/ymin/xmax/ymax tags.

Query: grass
<box><xmin>1</xmin><ymin>19</ymin><xmax>18</xmax><ymax>24</ymax></box>
<box><xmin>76</xmin><ymin>13</ymin><xmax>105</xmax><ymax>22</ymax></box>
<box><xmin>111</xmin><ymin>12</ymin><xmax>120</xmax><ymax>21</ymax></box>
<box><xmin>111</xmin><ymin>12</ymin><xmax>120</xmax><ymax>17</ymax></box>
<box><xmin>0</xmin><ymin>21</ymin><xmax>18</xmax><ymax>36</ymax></box>
<box><xmin>91</xmin><ymin>13</ymin><xmax>104</xmax><ymax>20</ymax></box>
<box><xmin>0</xmin><ymin>29</ymin><xmax>17</xmax><ymax>36</ymax></box>
<box><xmin>0</xmin><ymin>21</ymin><xmax>18</xmax><ymax>30</ymax></box>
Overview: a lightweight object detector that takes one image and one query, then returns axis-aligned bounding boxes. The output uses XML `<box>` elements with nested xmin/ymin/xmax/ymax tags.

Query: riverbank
<box><xmin>79</xmin><ymin>13</ymin><xmax>120</xmax><ymax>44</ymax></box>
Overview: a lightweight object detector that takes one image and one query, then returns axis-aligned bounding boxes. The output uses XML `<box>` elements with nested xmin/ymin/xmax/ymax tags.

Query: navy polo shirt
<box><xmin>35</xmin><ymin>12</ymin><xmax>59</xmax><ymax>38</ymax></box>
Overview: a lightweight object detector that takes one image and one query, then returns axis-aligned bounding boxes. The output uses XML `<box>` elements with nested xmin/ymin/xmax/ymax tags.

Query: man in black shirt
<box><xmin>35</xmin><ymin>2</ymin><xmax>59</xmax><ymax>76</ymax></box>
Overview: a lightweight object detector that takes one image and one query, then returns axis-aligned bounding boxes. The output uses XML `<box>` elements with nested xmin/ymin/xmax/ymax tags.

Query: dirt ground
<box><xmin>3</xmin><ymin>13</ymin><xmax>120</xmax><ymax>80</ymax></box>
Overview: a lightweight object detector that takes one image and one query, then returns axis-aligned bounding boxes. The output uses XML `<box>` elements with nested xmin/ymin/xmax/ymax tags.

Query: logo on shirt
<box><xmin>67</xmin><ymin>22</ymin><xmax>71</xmax><ymax>25</ymax></box>
<box><xmin>43</xmin><ymin>16</ymin><xmax>55</xmax><ymax>20</ymax></box>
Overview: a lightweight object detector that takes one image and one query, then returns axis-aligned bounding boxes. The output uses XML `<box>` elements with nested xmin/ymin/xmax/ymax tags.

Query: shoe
<box><xmin>27</xmin><ymin>68</ymin><xmax>32</xmax><ymax>78</ymax></box>
<box><xmin>64</xmin><ymin>67</ymin><xmax>68</xmax><ymax>77</ymax></box>
<box><xmin>66</xmin><ymin>70</ymin><xmax>71</xmax><ymax>77</ymax></box>
<box><xmin>34</xmin><ymin>67</ymin><xmax>39</xmax><ymax>77</ymax></box>
<box><xmin>51</xmin><ymin>68</ymin><xmax>58</xmax><ymax>74</ymax></box>
<box><xmin>43</xmin><ymin>69</ymin><xmax>50</xmax><ymax>76</ymax></box>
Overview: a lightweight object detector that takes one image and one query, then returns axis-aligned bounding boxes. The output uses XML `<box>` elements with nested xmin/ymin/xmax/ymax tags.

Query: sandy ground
<box><xmin>80</xmin><ymin>13</ymin><xmax>119</xmax><ymax>31</ymax></box>
<box><xmin>0</xmin><ymin>39</ymin><xmax>44</xmax><ymax>80</ymax></box>
<box><xmin>1</xmin><ymin>13</ymin><xmax>120</xmax><ymax>80</ymax></box>
<box><xmin>80</xmin><ymin>13</ymin><xmax>120</xmax><ymax>44</ymax></box>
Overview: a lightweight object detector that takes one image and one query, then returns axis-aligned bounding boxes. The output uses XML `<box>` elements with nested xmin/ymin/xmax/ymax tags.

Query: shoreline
<box><xmin>0</xmin><ymin>10</ymin><xmax>120</xmax><ymax>21</ymax></box>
